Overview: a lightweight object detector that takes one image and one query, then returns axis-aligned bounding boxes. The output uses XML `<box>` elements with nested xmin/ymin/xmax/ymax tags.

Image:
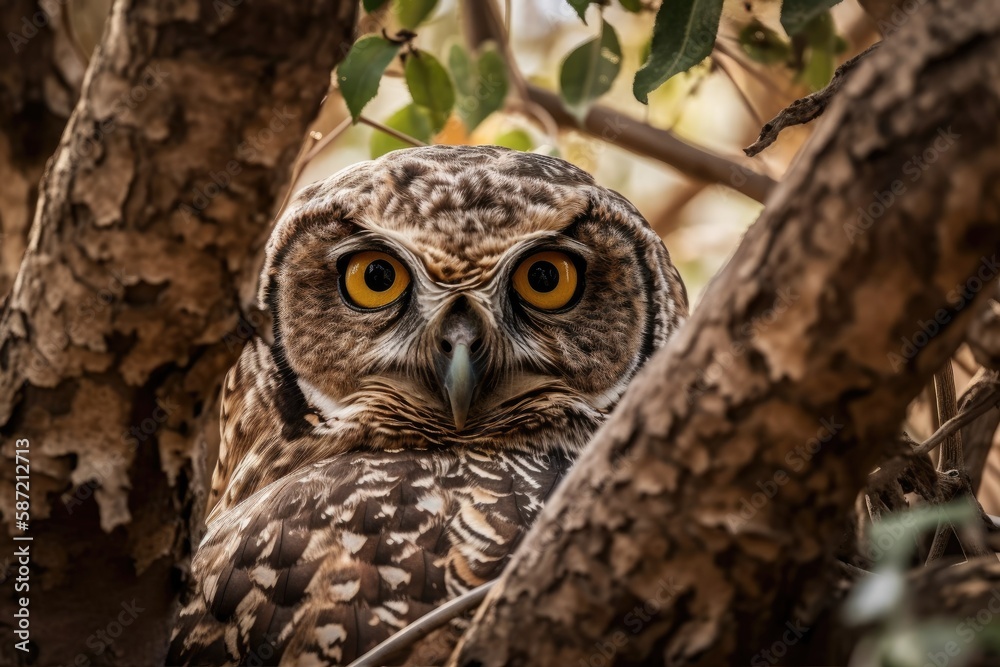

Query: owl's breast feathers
<box><xmin>169</xmin><ymin>437</ymin><xmax>573</xmax><ymax>665</ymax></box>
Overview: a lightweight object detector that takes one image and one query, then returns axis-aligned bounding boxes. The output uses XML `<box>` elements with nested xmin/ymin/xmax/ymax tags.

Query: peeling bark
<box><xmin>0</xmin><ymin>0</ymin><xmax>86</xmax><ymax>298</ymax></box>
<box><xmin>0</xmin><ymin>0</ymin><xmax>356</xmax><ymax>664</ymax></box>
<box><xmin>452</xmin><ymin>0</ymin><xmax>1000</xmax><ymax>664</ymax></box>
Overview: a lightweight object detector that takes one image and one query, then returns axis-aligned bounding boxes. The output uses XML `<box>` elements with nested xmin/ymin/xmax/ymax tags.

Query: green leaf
<box><xmin>633</xmin><ymin>0</ymin><xmax>724</xmax><ymax>104</ymax></box>
<box><xmin>800</xmin><ymin>42</ymin><xmax>834</xmax><ymax>91</ymax></box>
<box><xmin>560</xmin><ymin>20</ymin><xmax>622</xmax><ymax>121</ymax></box>
<box><xmin>871</xmin><ymin>502</ymin><xmax>975</xmax><ymax>570</ymax></box>
<box><xmin>738</xmin><ymin>21</ymin><xmax>791</xmax><ymax>65</ymax></box>
<box><xmin>494</xmin><ymin>128</ymin><xmax>533</xmax><ymax>152</ymax></box>
<box><xmin>369</xmin><ymin>104</ymin><xmax>434</xmax><ymax>159</ymax></box>
<box><xmin>780</xmin><ymin>0</ymin><xmax>843</xmax><ymax>36</ymax></box>
<box><xmin>619</xmin><ymin>0</ymin><xmax>642</xmax><ymax>11</ymax></box>
<box><xmin>798</xmin><ymin>11</ymin><xmax>838</xmax><ymax>90</ymax></box>
<box><xmin>363</xmin><ymin>0</ymin><xmax>390</xmax><ymax>12</ymax></box>
<box><xmin>394</xmin><ymin>0</ymin><xmax>438</xmax><ymax>29</ymax></box>
<box><xmin>337</xmin><ymin>35</ymin><xmax>401</xmax><ymax>122</ymax></box>
<box><xmin>566</xmin><ymin>0</ymin><xmax>593</xmax><ymax>23</ymax></box>
<box><xmin>449</xmin><ymin>43</ymin><xmax>509</xmax><ymax>132</ymax></box>
<box><xmin>404</xmin><ymin>50</ymin><xmax>455</xmax><ymax>132</ymax></box>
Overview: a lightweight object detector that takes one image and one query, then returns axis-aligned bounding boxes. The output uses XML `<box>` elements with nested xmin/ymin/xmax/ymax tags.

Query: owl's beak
<box><xmin>436</xmin><ymin>304</ymin><xmax>483</xmax><ymax>431</ymax></box>
<box><xmin>443</xmin><ymin>343</ymin><xmax>476</xmax><ymax>431</ymax></box>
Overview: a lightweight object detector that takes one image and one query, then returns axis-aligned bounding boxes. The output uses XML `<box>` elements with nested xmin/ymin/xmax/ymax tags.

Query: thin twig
<box><xmin>935</xmin><ymin>364</ymin><xmax>964</xmax><ymax>470</ymax></box>
<box><xmin>959</xmin><ymin>368</ymin><xmax>1000</xmax><ymax>492</ymax></box>
<box><xmin>508</xmin><ymin>100</ymin><xmax>560</xmax><ymax>143</ymax></box>
<box><xmin>923</xmin><ymin>365</ymin><xmax>999</xmax><ymax>562</ymax></box>
<box><xmin>713</xmin><ymin>39</ymin><xmax>790</xmax><ymax>99</ymax></box>
<box><xmin>302</xmin><ymin>116</ymin><xmax>353</xmax><ymax>163</ymax></box>
<box><xmin>744</xmin><ymin>42</ymin><xmax>881</xmax><ymax>157</ymax></box>
<box><xmin>713</xmin><ymin>57</ymin><xmax>765</xmax><ymax>127</ymax></box>
<box><xmin>504</xmin><ymin>0</ymin><xmax>511</xmax><ymax>40</ymax></box>
<box><xmin>470</xmin><ymin>0</ymin><xmax>530</xmax><ymax>104</ymax></box>
<box><xmin>927</xmin><ymin>365</ymin><xmax>962</xmax><ymax>564</ymax></box>
<box><xmin>527</xmin><ymin>85</ymin><xmax>777</xmax><ymax>203</ymax></box>
<box><xmin>912</xmin><ymin>379</ymin><xmax>1000</xmax><ymax>457</ymax></box>
<box><xmin>274</xmin><ymin>115</ymin><xmax>354</xmax><ymax>221</ymax></box>
<box><xmin>359</xmin><ymin>115</ymin><xmax>429</xmax><ymax>148</ymax></box>
<box><xmin>836</xmin><ymin>559</ymin><xmax>873</xmax><ymax>580</ymax></box>
<box><xmin>346</xmin><ymin>580</ymin><xmax>495</xmax><ymax>667</ymax></box>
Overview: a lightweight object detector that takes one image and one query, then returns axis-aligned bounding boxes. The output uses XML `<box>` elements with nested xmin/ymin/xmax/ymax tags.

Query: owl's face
<box><xmin>263</xmin><ymin>146</ymin><xmax>686</xmax><ymax>452</ymax></box>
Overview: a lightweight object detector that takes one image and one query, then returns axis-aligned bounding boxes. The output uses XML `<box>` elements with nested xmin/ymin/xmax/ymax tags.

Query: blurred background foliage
<box><xmin>64</xmin><ymin>0</ymin><xmax>877</xmax><ymax>300</ymax></box>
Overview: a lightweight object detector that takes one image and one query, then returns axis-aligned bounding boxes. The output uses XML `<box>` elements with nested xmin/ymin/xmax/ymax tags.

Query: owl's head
<box><xmin>261</xmin><ymin>146</ymin><xmax>686</xmax><ymax>453</ymax></box>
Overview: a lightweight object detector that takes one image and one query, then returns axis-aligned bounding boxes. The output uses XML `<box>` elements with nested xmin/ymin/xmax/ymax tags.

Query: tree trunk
<box><xmin>0</xmin><ymin>1</ymin><xmax>356</xmax><ymax>664</ymax></box>
<box><xmin>452</xmin><ymin>0</ymin><xmax>1000</xmax><ymax>664</ymax></box>
<box><xmin>0</xmin><ymin>0</ymin><xmax>85</xmax><ymax>298</ymax></box>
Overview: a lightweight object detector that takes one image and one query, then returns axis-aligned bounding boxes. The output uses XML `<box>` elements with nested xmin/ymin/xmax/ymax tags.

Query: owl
<box><xmin>168</xmin><ymin>145</ymin><xmax>687</xmax><ymax>666</ymax></box>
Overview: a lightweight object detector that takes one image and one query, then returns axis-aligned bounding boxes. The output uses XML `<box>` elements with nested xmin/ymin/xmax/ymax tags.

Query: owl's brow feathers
<box><xmin>274</xmin><ymin>147</ymin><xmax>595</xmax><ymax>284</ymax></box>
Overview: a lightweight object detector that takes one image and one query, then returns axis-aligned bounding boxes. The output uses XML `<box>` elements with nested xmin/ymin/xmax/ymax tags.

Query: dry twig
<box><xmin>346</xmin><ymin>581</ymin><xmax>494</xmax><ymax>667</ymax></box>
<box><xmin>744</xmin><ymin>43</ymin><xmax>881</xmax><ymax>157</ymax></box>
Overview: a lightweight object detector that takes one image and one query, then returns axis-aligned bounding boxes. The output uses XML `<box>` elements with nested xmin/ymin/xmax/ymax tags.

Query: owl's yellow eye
<box><xmin>343</xmin><ymin>251</ymin><xmax>411</xmax><ymax>309</ymax></box>
<box><xmin>512</xmin><ymin>251</ymin><xmax>580</xmax><ymax>311</ymax></box>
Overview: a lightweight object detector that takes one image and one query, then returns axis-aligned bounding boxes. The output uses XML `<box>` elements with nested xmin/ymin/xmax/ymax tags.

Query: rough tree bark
<box><xmin>0</xmin><ymin>0</ymin><xmax>85</xmax><ymax>298</ymax></box>
<box><xmin>0</xmin><ymin>0</ymin><xmax>356</xmax><ymax>664</ymax></box>
<box><xmin>452</xmin><ymin>0</ymin><xmax>1000</xmax><ymax>664</ymax></box>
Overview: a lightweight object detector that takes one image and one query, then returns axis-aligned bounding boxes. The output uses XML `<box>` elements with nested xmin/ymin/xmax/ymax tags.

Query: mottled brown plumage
<box><xmin>169</xmin><ymin>146</ymin><xmax>686</xmax><ymax>665</ymax></box>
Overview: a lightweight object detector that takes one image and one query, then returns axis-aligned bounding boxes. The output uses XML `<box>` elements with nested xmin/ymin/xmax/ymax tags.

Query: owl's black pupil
<box><xmin>364</xmin><ymin>260</ymin><xmax>396</xmax><ymax>292</ymax></box>
<box><xmin>527</xmin><ymin>261</ymin><xmax>560</xmax><ymax>293</ymax></box>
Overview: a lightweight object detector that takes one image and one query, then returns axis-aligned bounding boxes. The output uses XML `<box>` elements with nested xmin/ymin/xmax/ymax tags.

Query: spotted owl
<box><xmin>168</xmin><ymin>145</ymin><xmax>687</xmax><ymax>666</ymax></box>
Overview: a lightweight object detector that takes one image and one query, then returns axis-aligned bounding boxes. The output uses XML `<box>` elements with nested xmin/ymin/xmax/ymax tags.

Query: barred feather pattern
<box><xmin>170</xmin><ymin>445</ymin><xmax>572</xmax><ymax>665</ymax></box>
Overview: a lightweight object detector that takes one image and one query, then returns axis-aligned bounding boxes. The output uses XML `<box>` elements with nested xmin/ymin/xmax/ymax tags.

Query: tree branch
<box><xmin>526</xmin><ymin>85</ymin><xmax>777</xmax><ymax>204</ymax></box>
<box><xmin>461</xmin><ymin>0</ymin><xmax>778</xmax><ymax>205</ymax></box>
